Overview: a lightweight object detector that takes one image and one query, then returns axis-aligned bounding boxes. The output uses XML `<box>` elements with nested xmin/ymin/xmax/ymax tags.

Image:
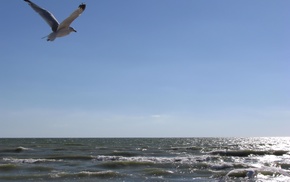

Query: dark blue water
<box><xmin>0</xmin><ymin>138</ymin><xmax>290</xmax><ymax>181</ymax></box>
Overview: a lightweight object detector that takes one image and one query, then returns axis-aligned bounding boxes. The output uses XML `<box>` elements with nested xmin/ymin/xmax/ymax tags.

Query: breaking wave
<box><xmin>3</xmin><ymin>157</ymin><xmax>62</xmax><ymax>164</ymax></box>
<box><xmin>0</xmin><ymin>146</ymin><xmax>33</xmax><ymax>153</ymax></box>
<box><xmin>209</xmin><ymin>150</ymin><xmax>289</xmax><ymax>157</ymax></box>
<box><xmin>222</xmin><ymin>166</ymin><xmax>290</xmax><ymax>181</ymax></box>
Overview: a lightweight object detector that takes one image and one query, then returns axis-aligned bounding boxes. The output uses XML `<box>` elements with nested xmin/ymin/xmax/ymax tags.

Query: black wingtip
<box><xmin>24</xmin><ymin>0</ymin><xmax>32</xmax><ymax>4</ymax></box>
<box><xmin>79</xmin><ymin>3</ymin><xmax>86</xmax><ymax>11</ymax></box>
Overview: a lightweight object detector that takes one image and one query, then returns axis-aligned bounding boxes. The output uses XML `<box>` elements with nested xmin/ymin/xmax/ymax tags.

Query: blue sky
<box><xmin>0</xmin><ymin>0</ymin><xmax>289</xmax><ymax>137</ymax></box>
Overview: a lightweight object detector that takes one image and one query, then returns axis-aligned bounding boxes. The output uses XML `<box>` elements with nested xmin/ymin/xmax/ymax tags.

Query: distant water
<box><xmin>0</xmin><ymin>138</ymin><xmax>290</xmax><ymax>182</ymax></box>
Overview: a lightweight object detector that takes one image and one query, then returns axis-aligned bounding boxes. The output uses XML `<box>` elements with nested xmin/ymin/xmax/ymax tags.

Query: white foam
<box><xmin>94</xmin><ymin>155</ymin><xmax>197</xmax><ymax>164</ymax></box>
<box><xmin>225</xmin><ymin>166</ymin><xmax>290</xmax><ymax>181</ymax></box>
<box><xmin>3</xmin><ymin>157</ymin><xmax>62</xmax><ymax>163</ymax></box>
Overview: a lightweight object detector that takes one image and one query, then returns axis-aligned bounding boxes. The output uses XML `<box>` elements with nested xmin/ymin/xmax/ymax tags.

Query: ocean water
<box><xmin>0</xmin><ymin>138</ymin><xmax>290</xmax><ymax>182</ymax></box>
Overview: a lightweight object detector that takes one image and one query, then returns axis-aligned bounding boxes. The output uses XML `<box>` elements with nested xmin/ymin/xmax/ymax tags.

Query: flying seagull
<box><xmin>24</xmin><ymin>0</ymin><xmax>86</xmax><ymax>41</ymax></box>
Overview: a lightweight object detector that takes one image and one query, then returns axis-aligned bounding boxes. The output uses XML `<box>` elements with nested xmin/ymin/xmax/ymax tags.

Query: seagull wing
<box><xmin>24</xmin><ymin>0</ymin><xmax>59</xmax><ymax>32</ymax></box>
<box><xmin>57</xmin><ymin>3</ymin><xmax>86</xmax><ymax>31</ymax></box>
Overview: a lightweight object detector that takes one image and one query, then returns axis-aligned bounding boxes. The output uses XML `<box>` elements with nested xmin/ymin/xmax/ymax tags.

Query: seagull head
<box><xmin>69</xmin><ymin>27</ymin><xmax>77</xmax><ymax>33</ymax></box>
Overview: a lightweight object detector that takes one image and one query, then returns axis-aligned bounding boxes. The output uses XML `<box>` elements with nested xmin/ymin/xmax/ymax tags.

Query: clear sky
<box><xmin>0</xmin><ymin>0</ymin><xmax>289</xmax><ymax>137</ymax></box>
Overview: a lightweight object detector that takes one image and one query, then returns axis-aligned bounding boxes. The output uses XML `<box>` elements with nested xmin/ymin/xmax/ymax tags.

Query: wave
<box><xmin>209</xmin><ymin>150</ymin><xmax>289</xmax><ymax>157</ymax></box>
<box><xmin>64</xmin><ymin>170</ymin><xmax>122</xmax><ymax>178</ymax></box>
<box><xmin>100</xmin><ymin>161</ymin><xmax>155</xmax><ymax>168</ymax></box>
<box><xmin>3</xmin><ymin>158</ymin><xmax>62</xmax><ymax>164</ymax></box>
<box><xmin>170</xmin><ymin>146</ymin><xmax>202</xmax><ymax>151</ymax></box>
<box><xmin>222</xmin><ymin>166</ymin><xmax>290</xmax><ymax>181</ymax></box>
<box><xmin>0</xmin><ymin>164</ymin><xmax>19</xmax><ymax>171</ymax></box>
<box><xmin>109</xmin><ymin>151</ymin><xmax>139</xmax><ymax>157</ymax></box>
<box><xmin>0</xmin><ymin>163</ymin><xmax>54</xmax><ymax>173</ymax></box>
<box><xmin>28</xmin><ymin>166</ymin><xmax>54</xmax><ymax>172</ymax></box>
<box><xmin>94</xmin><ymin>155</ymin><xmax>199</xmax><ymax>164</ymax></box>
<box><xmin>47</xmin><ymin>170</ymin><xmax>124</xmax><ymax>179</ymax></box>
<box><xmin>0</xmin><ymin>146</ymin><xmax>33</xmax><ymax>153</ymax></box>
<box><xmin>0</xmin><ymin>170</ymin><xmax>122</xmax><ymax>181</ymax></box>
<box><xmin>63</xmin><ymin>143</ymin><xmax>86</xmax><ymax>147</ymax></box>
<box><xmin>46</xmin><ymin>155</ymin><xmax>95</xmax><ymax>160</ymax></box>
<box><xmin>143</xmin><ymin>168</ymin><xmax>174</xmax><ymax>176</ymax></box>
<box><xmin>95</xmin><ymin>155</ymin><xmax>251</xmax><ymax>171</ymax></box>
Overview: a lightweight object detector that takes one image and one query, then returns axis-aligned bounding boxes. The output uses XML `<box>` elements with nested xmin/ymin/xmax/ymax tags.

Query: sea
<box><xmin>0</xmin><ymin>138</ymin><xmax>290</xmax><ymax>182</ymax></box>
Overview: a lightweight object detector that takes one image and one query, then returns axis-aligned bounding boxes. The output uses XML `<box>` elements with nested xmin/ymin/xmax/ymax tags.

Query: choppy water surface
<box><xmin>0</xmin><ymin>138</ymin><xmax>290</xmax><ymax>181</ymax></box>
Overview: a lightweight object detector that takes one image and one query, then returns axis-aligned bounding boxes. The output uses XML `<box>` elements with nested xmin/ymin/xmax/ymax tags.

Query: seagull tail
<box><xmin>41</xmin><ymin>35</ymin><xmax>48</xmax><ymax>39</ymax></box>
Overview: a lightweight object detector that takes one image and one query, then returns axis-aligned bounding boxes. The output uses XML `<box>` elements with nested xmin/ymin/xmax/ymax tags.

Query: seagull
<box><xmin>24</xmin><ymin>0</ymin><xmax>86</xmax><ymax>41</ymax></box>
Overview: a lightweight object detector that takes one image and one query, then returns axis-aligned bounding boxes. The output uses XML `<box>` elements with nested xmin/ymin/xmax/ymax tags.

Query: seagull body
<box><xmin>24</xmin><ymin>0</ymin><xmax>86</xmax><ymax>41</ymax></box>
